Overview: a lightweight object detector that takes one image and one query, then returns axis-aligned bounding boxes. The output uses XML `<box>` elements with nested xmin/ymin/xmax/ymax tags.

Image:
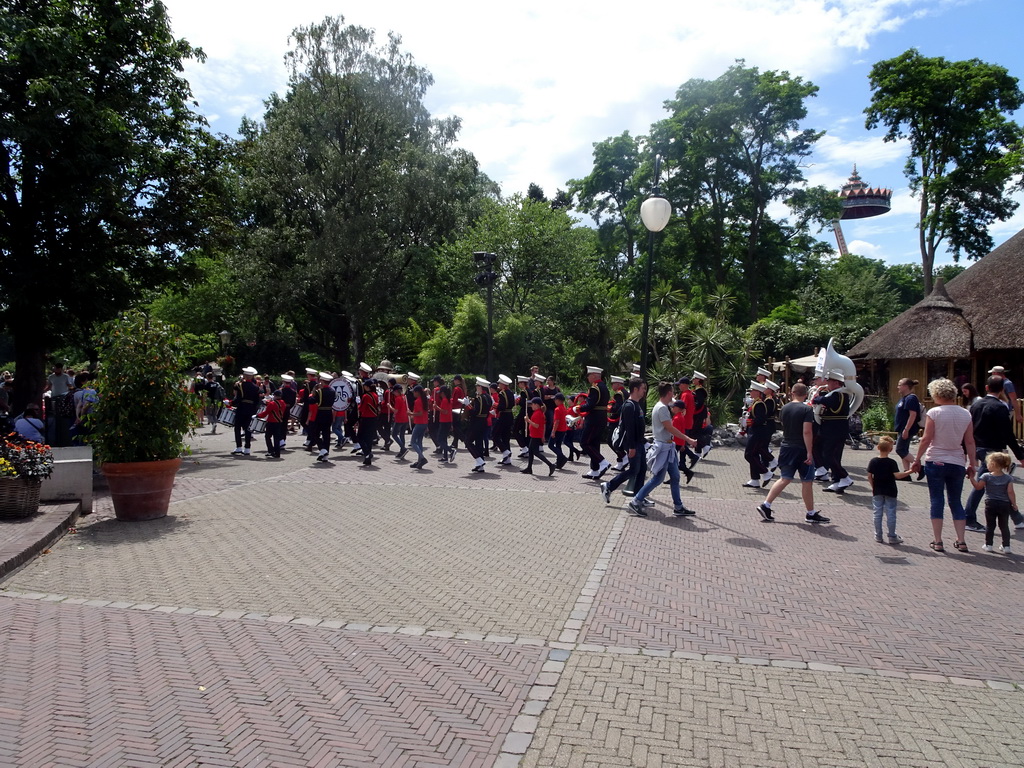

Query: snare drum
<box><xmin>218</xmin><ymin>409</ymin><xmax>237</xmax><ymax>427</ymax></box>
<box><xmin>249</xmin><ymin>417</ymin><xmax>267</xmax><ymax>434</ymax></box>
<box><xmin>289</xmin><ymin>403</ymin><xmax>304</xmax><ymax>420</ymax></box>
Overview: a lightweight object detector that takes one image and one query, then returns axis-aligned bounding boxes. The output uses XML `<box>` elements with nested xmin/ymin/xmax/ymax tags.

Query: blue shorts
<box><xmin>778</xmin><ymin>445</ymin><xmax>815</xmax><ymax>482</ymax></box>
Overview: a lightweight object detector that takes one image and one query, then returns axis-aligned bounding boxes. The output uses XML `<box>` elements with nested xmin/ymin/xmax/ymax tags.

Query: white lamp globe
<box><xmin>640</xmin><ymin>196</ymin><xmax>672</xmax><ymax>232</ymax></box>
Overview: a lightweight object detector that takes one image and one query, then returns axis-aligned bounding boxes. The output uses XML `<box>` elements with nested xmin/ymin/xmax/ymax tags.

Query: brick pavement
<box><xmin>1</xmin><ymin>429</ymin><xmax>1022</xmax><ymax>767</ymax></box>
<box><xmin>520</xmin><ymin>652</ymin><xmax>1024</xmax><ymax>768</ymax></box>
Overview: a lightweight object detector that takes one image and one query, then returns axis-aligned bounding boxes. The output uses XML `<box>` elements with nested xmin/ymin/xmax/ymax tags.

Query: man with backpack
<box><xmin>600</xmin><ymin>378</ymin><xmax>648</xmax><ymax>506</ymax></box>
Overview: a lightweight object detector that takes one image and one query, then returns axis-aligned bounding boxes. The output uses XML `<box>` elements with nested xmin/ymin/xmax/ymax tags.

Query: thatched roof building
<box><xmin>849</xmin><ymin>227</ymin><xmax>1024</xmax><ymax>418</ymax></box>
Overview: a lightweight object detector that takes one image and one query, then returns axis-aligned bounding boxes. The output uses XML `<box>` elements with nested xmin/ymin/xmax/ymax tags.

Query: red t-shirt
<box><xmin>528</xmin><ymin>408</ymin><xmax>546</xmax><ymax>439</ymax></box>
<box><xmin>678</xmin><ymin>390</ymin><xmax>695</xmax><ymax>431</ymax></box>
<box><xmin>437</xmin><ymin>395</ymin><xmax>453</xmax><ymax>423</ymax></box>
<box><xmin>672</xmin><ymin>412</ymin><xmax>687</xmax><ymax>446</ymax></box>
<box><xmin>452</xmin><ymin>386</ymin><xmax>465</xmax><ymax>402</ymax></box>
<box><xmin>412</xmin><ymin>398</ymin><xmax>429</xmax><ymax>425</ymax></box>
<box><xmin>358</xmin><ymin>392</ymin><xmax>379</xmax><ymax>419</ymax></box>
<box><xmin>554</xmin><ymin>404</ymin><xmax>570</xmax><ymax>433</ymax></box>
<box><xmin>392</xmin><ymin>391</ymin><xmax>408</xmax><ymax>421</ymax></box>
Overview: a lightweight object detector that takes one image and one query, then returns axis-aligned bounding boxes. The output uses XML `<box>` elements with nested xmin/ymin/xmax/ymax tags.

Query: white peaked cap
<box><xmin>516</xmin><ymin>375</ymin><xmax>530</xmax><ymax>383</ymax></box>
<box><xmin>826</xmin><ymin>369</ymin><xmax>846</xmax><ymax>382</ymax></box>
<box><xmin>498</xmin><ymin>374</ymin><xmax>512</xmax><ymax>385</ymax></box>
<box><xmin>533</xmin><ymin>373</ymin><xmax>545</xmax><ymax>381</ymax></box>
<box><xmin>406</xmin><ymin>371</ymin><xmax>421</xmax><ymax>381</ymax></box>
<box><xmin>764</xmin><ymin>379</ymin><xmax>780</xmax><ymax>391</ymax></box>
<box><xmin>359</xmin><ymin>362</ymin><xmax>372</xmax><ymax>373</ymax></box>
<box><xmin>756</xmin><ymin>367</ymin><xmax>771</xmax><ymax>378</ymax></box>
<box><xmin>610</xmin><ymin>376</ymin><xmax>625</xmax><ymax>384</ymax></box>
<box><xmin>242</xmin><ymin>367</ymin><xmax>258</xmax><ymax>376</ymax></box>
<box><xmin>280</xmin><ymin>374</ymin><xmax>295</xmax><ymax>382</ymax></box>
<box><xmin>631</xmin><ymin>364</ymin><xmax>641</xmax><ymax>373</ymax></box>
<box><xmin>749</xmin><ymin>381</ymin><xmax>766</xmax><ymax>393</ymax></box>
<box><xmin>475</xmin><ymin>377</ymin><xmax>490</xmax><ymax>388</ymax></box>
<box><xmin>319</xmin><ymin>372</ymin><xmax>333</xmax><ymax>381</ymax></box>
<box><xmin>341</xmin><ymin>370</ymin><xmax>353</xmax><ymax>378</ymax></box>
<box><xmin>692</xmin><ymin>371</ymin><xmax>707</xmax><ymax>380</ymax></box>
<box><xmin>305</xmin><ymin>368</ymin><xmax>318</xmax><ymax>375</ymax></box>
<box><xmin>586</xmin><ymin>366</ymin><xmax>603</xmax><ymax>375</ymax></box>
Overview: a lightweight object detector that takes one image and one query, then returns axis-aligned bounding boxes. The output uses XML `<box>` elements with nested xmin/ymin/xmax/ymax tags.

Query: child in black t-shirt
<box><xmin>867</xmin><ymin>436</ymin><xmax>912</xmax><ymax>543</ymax></box>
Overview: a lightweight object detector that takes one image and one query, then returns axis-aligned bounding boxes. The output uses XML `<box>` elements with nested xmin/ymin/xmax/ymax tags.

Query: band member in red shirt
<box><xmin>357</xmin><ymin>379</ymin><xmax>380</xmax><ymax>466</ymax></box>
<box><xmin>389</xmin><ymin>379</ymin><xmax>409</xmax><ymax>461</ymax></box>
<box><xmin>523</xmin><ymin>397</ymin><xmax>556</xmax><ymax>475</ymax></box>
<box><xmin>549</xmin><ymin>392</ymin><xmax>572</xmax><ymax>468</ymax></box>
<box><xmin>409</xmin><ymin>385</ymin><xmax>431</xmax><ymax>469</ymax></box>
<box><xmin>436</xmin><ymin>385</ymin><xmax>454</xmax><ymax>462</ymax></box>
<box><xmin>256</xmin><ymin>390</ymin><xmax>287</xmax><ymax>459</ymax></box>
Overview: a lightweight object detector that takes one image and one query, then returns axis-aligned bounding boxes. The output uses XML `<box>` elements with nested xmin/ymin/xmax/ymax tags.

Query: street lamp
<box><xmin>217</xmin><ymin>330</ymin><xmax>232</xmax><ymax>352</ymax></box>
<box><xmin>473</xmin><ymin>252</ymin><xmax>498</xmax><ymax>381</ymax></box>
<box><xmin>638</xmin><ymin>155</ymin><xmax>671</xmax><ymax>380</ymax></box>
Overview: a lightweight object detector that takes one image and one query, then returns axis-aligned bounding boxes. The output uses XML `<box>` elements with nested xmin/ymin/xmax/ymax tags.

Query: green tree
<box><xmin>235</xmin><ymin>17</ymin><xmax>491</xmax><ymax>366</ymax></box>
<box><xmin>866</xmin><ymin>49</ymin><xmax>1024</xmax><ymax>294</ymax></box>
<box><xmin>656</xmin><ymin>62</ymin><xmax>824</xmax><ymax>320</ymax></box>
<box><xmin>0</xmin><ymin>0</ymin><xmax>224</xmax><ymax>411</ymax></box>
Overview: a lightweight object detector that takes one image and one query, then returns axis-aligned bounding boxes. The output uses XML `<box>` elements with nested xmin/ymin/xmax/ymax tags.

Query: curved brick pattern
<box><xmin>521</xmin><ymin>652</ymin><xmax>1024</xmax><ymax>768</ymax></box>
<box><xmin>7</xmin><ymin>482</ymin><xmax>618</xmax><ymax>640</ymax></box>
<box><xmin>0</xmin><ymin>599</ymin><xmax>546</xmax><ymax>767</ymax></box>
<box><xmin>584</xmin><ymin>465</ymin><xmax>1024</xmax><ymax>683</ymax></box>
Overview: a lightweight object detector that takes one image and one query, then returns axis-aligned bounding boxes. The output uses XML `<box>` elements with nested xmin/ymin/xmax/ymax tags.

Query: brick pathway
<box><xmin>1</xmin><ymin>430</ymin><xmax>1021</xmax><ymax>767</ymax></box>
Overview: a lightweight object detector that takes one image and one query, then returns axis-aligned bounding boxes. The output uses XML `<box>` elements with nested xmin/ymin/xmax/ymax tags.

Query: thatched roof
<box><xmin>849</xmin><ymin>278</ymin><xmax>971</xmax><ymax>359</ymax></box>
<box><xmin>945</xmin><ymin>227</ymin><xmax>1024</xmax><ymax>350</ymax></box>
<box><xmin>849</xmin><ymin>227</ymin><xmax>1024</xmax><ymax>360</ymax></box>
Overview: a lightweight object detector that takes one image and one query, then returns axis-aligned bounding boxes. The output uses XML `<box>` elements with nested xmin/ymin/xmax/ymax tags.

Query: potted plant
<box><xmin>0</xmin><ymin>434</ymin><xmax>54</xmax><ymax>519</ymax></box>
<box><xmin>88</xmin><ymin>310</ymin><xmax>200</xmax><ymax>521</ymax></box>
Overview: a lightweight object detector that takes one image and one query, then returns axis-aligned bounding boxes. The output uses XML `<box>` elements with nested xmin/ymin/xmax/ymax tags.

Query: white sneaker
<box><xmin>814</xmin><ymin>467</ymin><xmax>829</xmax><ymax>479</ymax></box>
<box><xmin>700</xmin><ymin>445</ymin><xmax>712</xmax><ymax>458</ymax></box>
<box><xmin>768</xmin><ymin>457</ymin><xmax>779</xmax><ymax>471</ymax></box>
<box><xmin>999</xmin><ymin>544</ymin><xmax>1011</xmax><ymax>554</ymax></box>
<box><xmin>242</xmin><ymin>448</ymin><xmax>250</xmax><ymax>455</ymax></box>
<box><xmin>888</xmin><ymin>534</ymin><xmax>904</xmax><ymax>544</ymax></box>
<box><xmin>982</xmin><ymin>544</ymin><xmax>995</xmax><ymax>552</ymax></box>
<box><xmin>874</xmin><ymin>533</ymin><xmax>884</xmax><ymax>543</ymax></box>
<box><xmin>836</xmin><ymin>476</ymin><xmax>854</xmax><ymax>489</ymax></box>
<box><xmin>231</xmin><ymin>447</ymin><xmax>243</xmax><ymax>455</ymax></box>
<box><xmin>1015</xmin><ymin>521</ymin><xmax>1024</xmax><ymax>530</ymax></box>
<box><xmin>760</xmin><ymin>471</ymin><xmax>773</xmax><ymax>487</ymax></box>
<box><xmin>741</xmin><ymin>480</ymin><xmax>760</xmax><ymax>488</ymax></box>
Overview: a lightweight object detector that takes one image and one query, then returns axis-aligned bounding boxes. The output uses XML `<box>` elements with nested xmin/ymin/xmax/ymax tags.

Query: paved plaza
<box><xmin>2</xmin><ymin>428</ymin><xmax>1023</xmax><ymax>767</ymax></box>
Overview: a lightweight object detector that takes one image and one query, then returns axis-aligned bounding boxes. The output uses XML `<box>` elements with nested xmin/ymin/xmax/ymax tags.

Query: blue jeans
<box><xmin>411</xmin><ymin>423</ymin><xmax>427</xmax><ymax>459</ymax></box>
<box><xmin>965</xmin><ymin>449</ymin><xmax>1024</xmax><ymax>526</ymax></box>
<box><xmin>872</xmin><ymin>495</ymin><xmax>898</xmax><ymax>538</ymax></box>
<box><xmin>924</xmin><ymin>461</ymin><xmax>966</xmax><ymax>521</ymax></box>
<box><xmin>391</xmin><ymin>421</ymin><xmax>406</xmax><ymax>451</ymax></box>
<box><xmin>633</xmin><ymin>444</ymin><xmax>682</xmax><ymax>508</ymax></box>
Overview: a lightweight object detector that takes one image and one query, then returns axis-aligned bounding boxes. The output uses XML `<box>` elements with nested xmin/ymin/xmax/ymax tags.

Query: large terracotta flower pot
<box><xmin>102</xmin><ymin>458</ymin><xmax>182</xmax><ymax>522</ymax></box>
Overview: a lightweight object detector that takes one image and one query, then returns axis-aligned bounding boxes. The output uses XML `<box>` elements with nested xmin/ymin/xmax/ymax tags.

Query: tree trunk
<box><xmin>11</xmin><ymin>328</ymin><xmax>47</xmax><ymax>416</ymax></box>
<box><xmin>920</xmin><ymin>194</ymin><xmax>934</xmax><ymax>295</ymax></box>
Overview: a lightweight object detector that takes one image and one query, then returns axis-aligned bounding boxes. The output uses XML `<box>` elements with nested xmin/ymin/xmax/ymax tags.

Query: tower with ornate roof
<box><xmin>833</xmin><ymin>165</ymin><xmax>893</xmax><ymax>255</ymax></box>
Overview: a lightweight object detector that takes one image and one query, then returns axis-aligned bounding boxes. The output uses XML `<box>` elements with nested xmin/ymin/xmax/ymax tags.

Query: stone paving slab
<box><xmin>6</xmin><ymin>481</ymin><xmax>619</xmax><ymax>641</ymax></box>
<box><xmin>520</xmin><ymin>651</ymin><xmax>1024</xmax><ymax>768</ymax></box>
<box><xmin>0</xmin><ymin>598</ymin><xmax>546</xmax><ymax>768</ymax></box>
<box><xmin>0</xmin><ymin>502</ymin><xmax>79</xmax><ymax>579</ymax></box>
<box><xmin>583</xmin><ymin>493</ymin><xmax>1024</xmax><ymax>683</ymax></box>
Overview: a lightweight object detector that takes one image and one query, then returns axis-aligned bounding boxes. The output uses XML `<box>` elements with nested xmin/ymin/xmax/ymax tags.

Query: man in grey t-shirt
<box><xmin>627</xmin><ymin>382</ymin><xmax>698</xmax><ymax>518</ymax></box>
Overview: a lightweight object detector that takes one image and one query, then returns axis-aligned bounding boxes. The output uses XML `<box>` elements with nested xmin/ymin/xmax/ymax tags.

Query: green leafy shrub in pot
<box><xmin>87</xmin><ymin>311</ymin><xmax>200</xmax><ymax>464</ymax></box>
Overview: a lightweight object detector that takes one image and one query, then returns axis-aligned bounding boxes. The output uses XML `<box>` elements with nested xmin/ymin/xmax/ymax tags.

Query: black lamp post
<box><xmin>473</xmin><ymin>251</ymin><xmax>498</xmax><ymax>380</ymax></box>
<box><xmin>638</xmin><ymin>155</ymin><xmax>672</xmax><ymax>380</ymax></box>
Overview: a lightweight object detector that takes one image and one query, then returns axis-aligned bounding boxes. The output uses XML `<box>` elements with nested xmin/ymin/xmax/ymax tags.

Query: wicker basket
<box><xmin>0</xmin><ymin>476</ymin><xmax>42</xmax><ymax>519</ymax></box>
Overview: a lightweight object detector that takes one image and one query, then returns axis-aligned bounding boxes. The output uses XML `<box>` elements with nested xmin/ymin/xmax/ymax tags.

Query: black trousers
<box><xmin>494</xmin><ymin>412</ymin><xmax>514</xmax><ymax>454</ymax></box>
<box><xmin>581</xmin><ymin>414</ymin><xmax>607</xmax><ymax>470</ymax></box>
<box><xmin>234</xmin><ymin>408</ymin><xmax>255</xmax><ymax>448</ymax></box>
<box><xmin>466</xmin><ymin>418</ymin><xmax>486</xmax><ymax>459</ymax></box>
<box><xmin>745</xmin><ymin>426</ymin><xmax>772</xmax><ymax>478</ymax></box>
<box><xmin>514</xmin><ymin>414</ymin><xmax>528</xmax><ymax>448</ymax></box>
<box><xmin>525</xmin><ymin>436</ymin><xmax>555</xmax><ymax>471</ymax></box>
<box><xmin>265</xmin><ymin>421</ymin><xmax>285</xmax><ymax>456</ymax></box>
<box><xmin>311</xmin><ymin>418</ymin><xmax>333</xmax><ymax>451</ymax></box>
<box><xmin>358</xmin><ymin>416</ymin><xmax>376</xmax><ymax>458</ymax></box>
<box><xmin>985</xmin><ymin>499</ymin><xmax>1012</xmax><ymax>547</ymax></box>
<box><xmin>819</xmin><ymin>421</ymin><xmax>849</xmax><ymax>480</ymax></box>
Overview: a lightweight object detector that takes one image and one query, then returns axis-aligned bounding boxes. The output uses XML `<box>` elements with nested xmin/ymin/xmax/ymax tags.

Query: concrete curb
<box><xmin>0</xmin><ymin>502</ymin><xmax>80</xmax><ymax>581</ymax></box>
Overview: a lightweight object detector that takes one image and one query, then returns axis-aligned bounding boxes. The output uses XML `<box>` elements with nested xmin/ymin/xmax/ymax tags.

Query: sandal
<box><xmin>953</xmin><ymin>540</ymin><xmax>969</xmax><ymax>553</ymax></box>
<box><xmin>929</xmin><ymin>541</ymin><xmax>944</xmax><ymax>552</ymax></box>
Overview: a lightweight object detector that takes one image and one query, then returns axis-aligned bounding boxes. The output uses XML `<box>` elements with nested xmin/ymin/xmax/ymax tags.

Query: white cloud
<box><xmin>163</xmin><ymin>0</ymin><xmax>931</xmax><ymax>196</ymax></box>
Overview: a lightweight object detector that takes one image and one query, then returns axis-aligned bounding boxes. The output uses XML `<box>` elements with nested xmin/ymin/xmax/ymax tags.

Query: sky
<box><xmin>161</xmin><ymin>0</ymin><xmax>1024</xmax><ymax>268</ymax></box>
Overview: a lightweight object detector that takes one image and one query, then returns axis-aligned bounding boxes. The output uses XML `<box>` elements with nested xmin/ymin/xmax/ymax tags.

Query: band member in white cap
<box><xmin>256</xmin><ymin>389</ymin><xmax>287</xmax><ymax>459</ymax></box>
<box><xmin>465</xmin><ymin>377</ymin><xmax>492</xmax><ymax>472</ymax></box>
<box><xmin>307</xmin><ymin>372</ymin><xmax>337</xmax><ymax>462</ymax></box>
<box><xmin>606</xmin><ymin>376</ymin><xmax>628</xmax><ymax>470</ymax></box>
<box><xmin>579</xmin><ymin>366</ymin><xmax>612</xmax><ymax>479</ymax></box>
<box><xmin>231</xmin><ymin>367</ymin><xmax>261</xmax><ymax>455</ymax></box>
<box><xmin>357</xmin><ymin>378</ymin><xmax>380</xmax><ymax>466</ymax></box>
<box><xmin>494</xmin><ymin>374</ymin><xmax>516</xmax><ymax>465</ymax></box>
<box><xmin>327</xmin><ymin>372</ymin><xmax>353</xmax><ymax>449</ymax></box>
<box><xmin>813</xmin><ymin>369</ymin><xmax>854</xmax><ymax>492</ymax></box>
<box><xmin>754</xmin><ymin>366</ymin><xmax>780</xmax><ymax>471</ymax></box>
<box><xmin>277</xmin><ymin>374</ymin><xmax>296</xmax><ymax>445</ymax></box>
<box><xmin>688</xmin><ymin>370</ymin><xmax>712</xmax><ymax>464</ymax></box>
<box><xmin>742</xmin><ymin>381</ymin><xmax>773</xmax><ymax>488</ymax></box>
<box><xmin>514</xmin><ymin>376</ymin><xmax>530</xmax><ymax>452</ymax></box>
<box><xmin>298</xmin><ymin>368</ymin><xmax>318</xmax><ymax>449</ymax></box>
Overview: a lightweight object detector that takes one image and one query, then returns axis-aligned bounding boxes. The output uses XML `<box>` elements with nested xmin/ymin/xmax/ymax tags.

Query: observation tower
<box><xmin>833</xmin><ymin>165</ymin><xmax>892</xmax><ymax>256</ymax></box>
